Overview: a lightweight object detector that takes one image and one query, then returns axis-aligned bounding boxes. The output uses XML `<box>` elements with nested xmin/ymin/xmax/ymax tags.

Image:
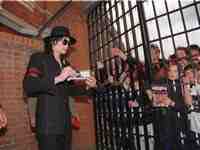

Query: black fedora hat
<box><xmin>44</xmin><ymin>26</ymin><xmax>76</xmax><ymax>45</ymax></box>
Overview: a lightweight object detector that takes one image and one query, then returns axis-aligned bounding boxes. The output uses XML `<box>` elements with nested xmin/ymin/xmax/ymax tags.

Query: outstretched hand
<box><xmin>85</xmin><ymin>76</ymin><xmax>97</xmax><ymax>88</ymax></box>
<box><xmin>111</xmin><ymin>48</ymin><xmax>127</xmax><ymax>61</ymax></box>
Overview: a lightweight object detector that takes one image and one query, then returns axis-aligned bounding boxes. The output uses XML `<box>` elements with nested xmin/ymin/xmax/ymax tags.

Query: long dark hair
<box><xmin>44</xmin><ymin>37</ymin><xmax>69</xmax><ymax>67</ymax></box>
<box><xmin>43</xmin><ymin>37</ymin><xmax>63</xmax><ymax>54</ymax></box>
<box><xmin>43</xmin><ymin>38</ymin><xmax>52</xmax><ymax>54</ymax></box>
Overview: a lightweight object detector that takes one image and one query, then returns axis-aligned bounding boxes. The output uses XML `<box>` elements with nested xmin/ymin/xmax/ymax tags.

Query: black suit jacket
<box><xmin>23</xmin><ymin>53</ymin><xmax>92</xmax><ymax>135</ymax></box>
<box><xmin>167</xmin><ymin>79</ymin><xmax>185</xmax><ymax>111</ymax></box>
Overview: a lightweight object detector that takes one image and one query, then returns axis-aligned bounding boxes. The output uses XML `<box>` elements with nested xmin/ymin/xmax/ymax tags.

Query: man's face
<box><xmin>151</xmin><ymin>48</ymin><xmax>160</xmax><ymax>64</ymax></box>
<box><xmin>176</xmin><ymin>49</ymin><xmax>186</xmax><ymax>59</ymax></box>
<box><xmin>53</xmin><ymin>37</ymin><xmax>70</xmax><ymax>55</ymax></box>
<box><xmin>185</xmin><ymin>69</ymin><xmax>195</xmax><ymax>82</ymax></box>
<box><xmin>168</xmin><ymin>65</ymin><xmax>178</xmax><ymax>80</ymax></box>
<box><xmin>176</xmin><ymin>49</ymin><xmax>188</xmax><ymax>67</ymax></box>
<box><xmin>191</xmin><ymin>49</ymin><xmax>200</xmax><ymax>64</ymax></box>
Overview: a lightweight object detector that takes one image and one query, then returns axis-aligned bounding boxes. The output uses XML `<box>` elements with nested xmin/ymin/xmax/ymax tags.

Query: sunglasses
<box><xmin>62</xmin><ymin>38</ymin><xmax>70</xmax><ymax>46</ymax></box>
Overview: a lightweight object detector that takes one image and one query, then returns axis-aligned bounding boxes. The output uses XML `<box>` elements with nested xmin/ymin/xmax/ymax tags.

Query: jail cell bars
<box><xmin>94</xmin><ymin>86</ymin><xmax>156</xmax><ymax>150</ymax></box>
<box><xmin>87</xmin><ymin>0</ymin><xmax>200</xmax><ymax>150</ymax></box>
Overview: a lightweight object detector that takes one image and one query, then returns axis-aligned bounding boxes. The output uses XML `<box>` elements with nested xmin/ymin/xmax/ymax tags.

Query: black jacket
<box><xmin>23</xmin><ymin>52</ymin><xmax>92</xmax><ymax>135</ymax></box>
<box><xmin>167</xmin><ymin>79</ymin><xmax>185</xmax><ymax>111</ymax></box>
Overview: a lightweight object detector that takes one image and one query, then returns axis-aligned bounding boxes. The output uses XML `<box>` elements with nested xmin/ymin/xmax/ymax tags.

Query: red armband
<box><xmin>25</xmin><ymin>68</ymin><xmax>42</xmax><ymax>77</ymax></box>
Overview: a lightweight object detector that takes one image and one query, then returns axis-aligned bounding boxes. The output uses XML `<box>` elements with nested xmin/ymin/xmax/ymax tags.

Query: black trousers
<box><xmin>37</xmin><ymin>133</ymin><xmax>72</xmax><ymax>150</ymax></box>
<box><xmin>154</xmin><ymin>109</ymin><xmax>185</xmax><ymax>150</ymax></box>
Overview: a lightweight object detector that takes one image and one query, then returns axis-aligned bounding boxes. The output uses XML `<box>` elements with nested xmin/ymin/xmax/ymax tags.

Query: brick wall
<box><xmin>72</xmin><ymin>101</ymin><xmax>95</xmax><ymax>150</ymax></box>
<box><xmin>0</xmin><ymin>32</ymin><xmax>42</xmax><ymax>150</ymax></box>
<box><xmin>0</xmin><ymin>2</ymin><xmax>96</xmax><ymax>150</ymax></box>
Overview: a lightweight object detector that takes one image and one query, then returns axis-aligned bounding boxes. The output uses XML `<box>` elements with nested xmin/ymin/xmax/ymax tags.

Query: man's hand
<box><xmin>128</xmin><ymin>100</ymin><xmax>139</xmax><ymax>108</ymax></box>
<box><xmin>55</xmin><ymin>66</ymin><xmax>78</xmax><ymax>84</ymax></box>
<box><xmin>111</xmin><ymin>48</ymin><xmax>127</xmax><ymax>61</ymax></box>
<box><xmin>85</xmin><ymin>76</ymin><xmax>97</xmax><ymax>88</ymax></box>
<box><xmin>161</xmin><ymin>96</ymin><xmax>175</xmax><ymax>107</ymax></box>
<box><xmin>71</xmin><ymin>115</ymin><xmax>80</xmax><ymax>130</ymax></box>
<box><xmin>0</xmin><ymin>108</ymin><xmax>7</xmax><ymax>129</ymax></box>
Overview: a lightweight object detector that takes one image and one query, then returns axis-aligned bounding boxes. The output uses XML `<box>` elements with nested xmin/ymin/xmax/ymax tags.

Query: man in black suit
<box><xmin>23</xmin><ymin>26</ymin><xmax>96</xmax><ymax>150</ymax></box>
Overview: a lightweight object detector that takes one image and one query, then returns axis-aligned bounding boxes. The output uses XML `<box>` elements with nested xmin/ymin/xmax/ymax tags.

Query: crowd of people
<box><xmin>110</xmin><ymin>44</ymin><xmax>200</xmax><ymax>150</ymax></box>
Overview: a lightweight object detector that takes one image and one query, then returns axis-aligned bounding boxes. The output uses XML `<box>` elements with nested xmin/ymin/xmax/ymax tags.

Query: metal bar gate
<box><xmin>87</xmin><ymin>0</ymin><xmax>200</xmax><ymax>150</ymax></box>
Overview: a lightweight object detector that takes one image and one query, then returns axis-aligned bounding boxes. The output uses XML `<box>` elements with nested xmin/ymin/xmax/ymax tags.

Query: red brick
<box><xmin>0</xmin><ymin>2</ymin><xmax>96</xmax><ymax>150</ymax></box>
<box><xmin>0</xmin><ymin>32</ymin><xmax>40</xmax><ymax>150</ymax></box>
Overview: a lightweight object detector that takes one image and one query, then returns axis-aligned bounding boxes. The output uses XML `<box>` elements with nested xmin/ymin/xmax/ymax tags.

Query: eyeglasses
<box><xmin>62</xmin><ymin>38</ymin><xmax>70</xmax><ymax>46</ymax></box>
